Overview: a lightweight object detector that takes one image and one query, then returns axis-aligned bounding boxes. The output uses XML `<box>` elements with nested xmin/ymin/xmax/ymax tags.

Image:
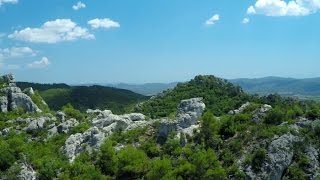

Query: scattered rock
<box><xmin>57</xmin><ymin>118</ymin><xmax>79</xmax><ymax>134</ymax></box>
<box><xmin>229</xmin><ymin>102</ymin><xmax>250</xmax><ymax>115</ymax></box>
<box><xmin>56</xmin><ymin>111</ymin><xmax>66</xmax><ymax>122</ymax></box>
<box><xmin>252</xmin><ymin>104</ymin><xmax>272</xmax><ymax>123</ymax></box>
<box><xmin>23</xmin><ymin>117</ymin><xmax>55</xmax><ymax>133</ymax></box>
<box><xmin>62</xmin><ymin>110</ymin><xmax>150</xmax><ymax>162</ymax></box>
<box><xmin>0</xmin><ymin>127</ymin><xmax>12</xmax><ymax>136</ymax></box>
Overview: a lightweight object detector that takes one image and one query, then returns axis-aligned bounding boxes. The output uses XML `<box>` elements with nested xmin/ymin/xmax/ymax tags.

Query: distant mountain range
<box><xmin>230</xmin><ymin>77</ymin><xmax>320</xmax><ymax>100</ymax></box>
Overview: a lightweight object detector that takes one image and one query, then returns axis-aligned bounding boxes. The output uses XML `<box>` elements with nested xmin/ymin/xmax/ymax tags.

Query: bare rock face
<box><xmin>10</xmin><ymin>93</ymin><xmax>41</xmax><ymax>113</ymax></box>
<box><xmin>245</xmin><ymin>134</ymin><xmax>300</xmax><ymax>180</ymax></box>
<box><xmin>62</xmin><ymin>110</ymin><xmax>149</xmax><ymax>162</ymax></box>
<box><xmin>0</xmin><ymin>74</ymin><xmax>41</xmax><ymax>113</ymax></box>
<box><xmin>157</xmin><ymin>98</ymin><xmax>206</xmax><ymax>144</ymax></box>
<box><xmin>0</xmin><ymin>96</ymin><xmax>8</xmax><ymax>112</ymax></box>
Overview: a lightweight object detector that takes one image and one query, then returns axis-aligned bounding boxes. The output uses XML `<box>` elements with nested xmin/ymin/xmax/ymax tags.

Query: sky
<box><xmin>0</xmin><ymin>0</ymin><xmax>320</xmax><ymax>84</ymax></box>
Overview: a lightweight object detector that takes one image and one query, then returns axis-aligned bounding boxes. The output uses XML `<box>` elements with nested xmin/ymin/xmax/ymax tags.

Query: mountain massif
<box><xmin>1</xmin><ymin>74</ymin><xmax>320</xmax><ymax>179</ymax></box>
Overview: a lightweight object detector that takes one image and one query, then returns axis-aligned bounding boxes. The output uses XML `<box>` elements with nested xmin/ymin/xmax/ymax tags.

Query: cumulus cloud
<box><xmin>0</xmin><ymin>47</ymin><xmax>36</xmax><ymax>59</ymax></box>
<box><xmin>27</xmin><ymin>57</ymin><xmax>50</xmax><ymax>69</ymax></box>
<box><xmin>8</xmin><ymin>19</ymin><xmax>94</xmax><ymax>43</ymax></box>
<box><xmin>247</xmin><ymin>0</ymin><xmax>320</xmax><ymax>16</ymax></box>
<box><xmin>72</xmin><ymin>1</ymin><xmax>86</xmax><ymax>10</ymax></box>
<box><xmin>205</xmin><ymin>14</ymin><xmax>220</xmax><ymax>25</ymax></box>
<box><xmin>242</xmin><ymin>18</ymin><xmax>250</xmax><ymax>24</ymax></box>
<box><xmin>88</xmin><ymin>18</ymin><xmax>120</xmax><ymax>29</ymax></box>
<box><xmin>0</xmin><ymin>0</ymin><xmax>18</xmax><ymax>6</ymax></box>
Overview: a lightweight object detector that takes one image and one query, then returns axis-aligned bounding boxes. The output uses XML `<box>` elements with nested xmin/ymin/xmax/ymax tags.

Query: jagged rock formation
<box><xmin>157</xmin><ymin>98</ymin><xmax>206</xmax><ymax>144</ymax></box>
<box><xmin>62</xmin><ymin>110</ymin><xmax>150</xmax><ymax>162</ymax></box>
<box><xmin>0</xmin><ymin>74</ymin><xmax>41</xmax><ymax>113</ymax></box>
<box><xmin>229</xmin><ymin>102</ymin><xmax>250</xmax><ymax>115</ymax></box>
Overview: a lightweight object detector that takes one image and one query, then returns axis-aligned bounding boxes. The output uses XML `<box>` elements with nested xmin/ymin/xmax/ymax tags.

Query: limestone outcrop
<box><xmin>0</xmin><ymin>74</ymin><xmax>41</xmax><ymax>113</ymax></box>
<box><xmin>157</xmin><ymin>98</ymin><xmax>206</xmax><ymax>144</ymax></box>
<box><xmin>62</xmin><ymin>110</ymin><xmax>150</xmax><ymax>162</ymax></box>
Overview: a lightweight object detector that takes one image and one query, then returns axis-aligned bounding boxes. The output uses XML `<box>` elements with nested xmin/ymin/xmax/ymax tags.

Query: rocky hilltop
<box><xmin>1</xmin><ymin>74</ymin><xmax>320</xmax><ymax>179</ymax></box>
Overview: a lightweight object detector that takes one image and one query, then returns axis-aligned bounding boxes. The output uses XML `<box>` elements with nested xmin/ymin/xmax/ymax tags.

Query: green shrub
<box><xmin>0</xmin><ymin>140</ymin><xmax>16</xmax><ymax>171</ymax></box>
<box><xmin>98</xmin><ymin>140</ymin><xmax>117</xmax><ymax>175</ymax></box>
<box><xmin>251</xmin><ymin>148</ymin><xmax>267</xmax><ymax>172</ymax></box>
<box><xmin>31</xmin><ymin>91</ymin><xmax>50</xmax><ymax>112</ymax></box>
<box><xmin>264</xmin><ymin>108</ymin><xmax>286</xmax><ymax>125</ymax></box>
<box><xmin>146</xmin><ymin>158</ymin><xmax>172</xmax><ymax>179</ymax></box>
<box><xmin>116</xmin><ymin>146</ymin><xmax>149</xmax><ymax>178</ymax></box>
<box><xmin>62</xmin><ymin>104</ymin><xmax>85</xmax><ymax>121</ymax></box>
<box><xmin>219</xmin><ymin>116</ymin><xmax>236</xmax><ymax>139</ymax></box>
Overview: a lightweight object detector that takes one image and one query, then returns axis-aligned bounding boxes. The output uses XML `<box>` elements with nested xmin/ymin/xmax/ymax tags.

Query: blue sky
<box><xmin>0</xmin><ymin>0</ymin><xmax>320</xmax><ymax>84</ymax></box>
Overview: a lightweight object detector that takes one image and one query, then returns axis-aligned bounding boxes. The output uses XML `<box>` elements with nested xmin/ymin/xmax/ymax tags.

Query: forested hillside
<box><xmin>138</xmin><ymin>75</ymin><xmax>251</xmax><ymax>118</ymax></box>
<box><xmin>17</xmin><ymin>82</ymin><xmax>147</xmax><ymax>114</ymax></box>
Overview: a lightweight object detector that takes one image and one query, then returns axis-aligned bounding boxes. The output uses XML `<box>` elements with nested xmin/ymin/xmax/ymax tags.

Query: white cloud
<box><xmin>205</xmin><ymin>14</ymin><xmax>220</xmax><ymax>25</ymax></box>
<box><xmin>0</xmin><ymin>47</ymin><xmax>36</xmax><ymax>64</ymax></box>
<box><xmin>8</xmin><ymin>19</ymin><xmax>94</xmax><ymax>43</ymax></box>
<box><xmin>0</xmin><ymin>0</ymin><xmax>18</xmax><ymax>6</ymax></box>
<box><xmin>88</xmin><ymin>18</ymin><xmax>120</xmax><ymax>29</ymax></box>
<box><xmin>0</xmin><ymin>47</ymin><xmax>36</xmax><ymax>59</ymax></box>
<box><xmin>27</xmin><ymin>57</ymin><xmax>50</xmax><ymax>69</ymax></box>
<box><xmin>242</xmin><ymin>18</ymin><xmax>250</xmax><ymax>24</ymax></box>
<box><xmin>72</xmin><ymin>1</ymin><xmax>86</xmax><ymax>10</ymax></box>
<box><xmin>247</xmin><ymin>0</ymin><xmax>320</xmax><ymax>16</ymax></box>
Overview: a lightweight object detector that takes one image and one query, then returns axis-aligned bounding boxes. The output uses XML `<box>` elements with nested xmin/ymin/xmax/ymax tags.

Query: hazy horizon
<box><xmin>1</xmin><ymin>0</ymin><xmax>319</xmax><ymax>84</ymax></box>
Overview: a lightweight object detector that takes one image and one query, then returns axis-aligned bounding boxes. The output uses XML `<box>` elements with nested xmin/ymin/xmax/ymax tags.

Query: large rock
<box><xmin>0</xmin><ymin>74</ymin><xmax>15</xmax><ymax>84</ymax></box>
<box><xmin>62</xmin><ymin>127</ymin><xmax>105</xmax><ymax>162</ymax></box>
<box><xmin>0</xmin><ymin>96</ymin><xmax>8</xmax><ymax>112</ymax></box>
<box><xmin>10</xmin><ymin>93</ymin><xmax>41</xmax><ymax>113</ymax></box>
<box><xmin>157</xmin><ymin>98</ymin><xmax>206</xmax><ymax>144</ymax></box>
<box><xmin>0</xmin><ymin>74</ymin><xmax>42</xmax><ymax>113</ymax></box>
<box><xmin>245</xmin><ymin>134</ymin><xmax>299</xmax><ymax>180</ymax></box>
<box><xmin>17</xmin><ymin>163</ymin><xmax>37</xmax><ymax>180</ymax></box>
<box><xmin>229</xmin><ymin>102</ymin><xmax>250</xmax><ymax>115</ymax></box>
